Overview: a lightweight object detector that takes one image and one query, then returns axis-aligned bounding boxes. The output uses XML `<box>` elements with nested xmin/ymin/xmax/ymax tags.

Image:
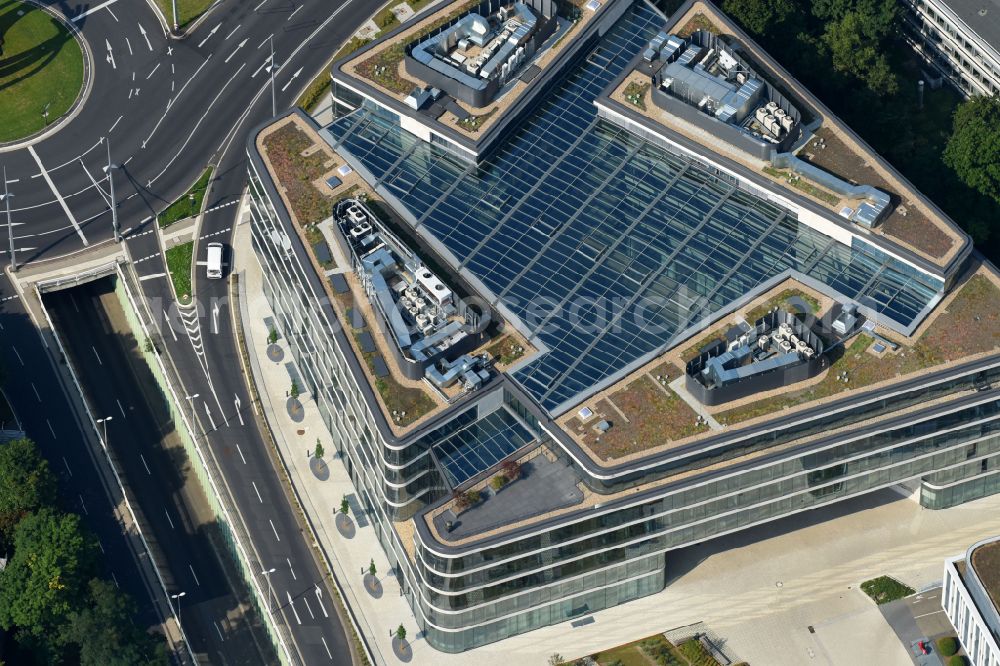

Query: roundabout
<box><xmin>0</xmin><ymin>0</ymin><xmax>89</xmax><ymax>145</ymax></box>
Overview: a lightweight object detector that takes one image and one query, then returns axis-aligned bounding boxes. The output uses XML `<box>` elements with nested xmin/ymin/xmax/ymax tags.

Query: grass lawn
<box><xmin>0</xmin><ymin>0</ymin><xmax>84</xmax><ymax>143</ymax></box>
<box><xmin>861</xmin><ymin>575</ymin><xmax>915</xmax><ymax>604</ymax></box>
<box><xmin>165</xmin><ymin>241</ymin><xmax>194</xmax><ymax>305</ymax></box>
<box><xmin>158</xmin><ymin>167</ymin><xmax>214</xmax><ymax>228</ymax></box>
<box><xmin>154</xmin><ymin>0</ymin><xmax>214</xmax><ymax>29</ymax></box>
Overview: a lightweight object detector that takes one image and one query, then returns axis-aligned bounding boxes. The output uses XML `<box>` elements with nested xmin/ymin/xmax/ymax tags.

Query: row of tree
<box><xmin>0</xmin><ymin>438</ymin><xmax>167</xmax><ymax>665</ymax></box>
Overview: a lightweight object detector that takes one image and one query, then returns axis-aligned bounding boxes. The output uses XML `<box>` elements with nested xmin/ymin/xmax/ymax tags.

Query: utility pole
<box><xmin>171</xmin><ymin>0</ymin><xmax>179</xmax><ymax>33</ymax></box>
<box><xmin>2</xmin><ymin>166</ymin><xmax>14</xmax><ymax>272</ymax></box>
<box><xmin>269</xmin><ymin>35</ymin><xmax>277</xmax><ymax>117</ymax></box>
<box><xmin>103</xmin><ymin>139</ymin><xmax>120</xmax><ymax>243</ymax></box>
<box><xmin>261</xmin><ymin>567</ymin><xmax>276</xmax><ymax>611</ymax></box>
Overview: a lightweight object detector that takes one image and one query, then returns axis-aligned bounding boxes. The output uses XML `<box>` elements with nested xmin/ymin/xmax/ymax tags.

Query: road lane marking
<box><xmin>92</xmin><ymin>346</ymin><xmax>103</xmax><ymax>365</ymax></box>
<box><xmin>224</xmin><ymin>38</ymin><xmax>248</xmax><ymax>64</ymax></box>
<box><xmin>46</xmin><ymin>419</ymin><xmax>56</xmax><ymax>438</ymax></box>
<box><xmin>11</xmin><ymin>346</ymin><xmax>23</xmax><ymax>365</ymax></box>
<box><xmin>236</xmin><ymin>444</ymin><xmax>247</xmax><ymax>464</ymax></box>
<box><xmin>314</xmin><ymin>585</ymin><xmax>328</xmax><ymax>617</ymax></box>
<box><xmin>286</xmin><ymin>592</ymin><xmax>301</xmax><ymax>624</ymax></box>
<box><xmin>287</xmin><ymin>5</ymin><xmax>302</xmax><ymax>20</ymax></box>
<box><xmin>63</xmin><ymin>456</ymin><xmax>73</xmax><ymax>476</ymax></box>
<box><xmin>164</xmin><ymin>509</ymin><xmax>175</xmax><ymax>529</ymax></box>
<box><xmin>251</xmin><ymin>54</ymin><xmax>272</xmax><ymax>78</ymax></box>
<box><xmin>189</xmin><ymin>564</ymin><xmax>201</xmax><ymax>586</ymax></box>
<box><xmin>286</xmin><ymin>558</ymin><xmax>296</xmax><ymax>580</ymax></box>
<box><xmin>914</xmin><ymin>610</ymin><xmax>945</xmax><ymax>619</ymax></box>
<box><xmin>302</xmin><ymin>596</ymin><xmax>314</xmax><ymax>619</ymax></box>
<box><xmin>257</xmin><ymin>33</ymin><xmax>272</xmax><ymax>49</ymax></box>
<box><xmin>269</xmin><ymin>519</ymin><xmax>280</xmax><ymax>541</ymax></box>
<box><xmin>30</xmin><ymin>382</ymin><xmax>41</xmax><ymax>402</ymax></box>
<box><xmin>125</xmin><ymin>37</ymin><xmax>132</xmax><ymax>55</ymax></box>
<box><xmin>79</xmin><ymin>495</ymin><xmax>88</xmax><ymax>514</ymax></box>
<box><xmin>198</xmin><ymin>23</ymin><xmax>221</xmax><ymax>48</ymax></box>
<box><xmin>112</xmin><ymin>572</ymin><xmax>119</xmax><ymax>588</ymax></box>
<box><xmin>138</xmin><ymin>23</ymin><xmax>152</xmax><ymax>51</ymax></box>
<box><xmin>28</xmin><ymin>146</ymin><xmax>89</xmax><ymax>245</ymax></box>
<box><xmin>146</xmin><ymin>62</ymin><xmax>161</xmax><ymax>79</ymax></box>
<box><xmin>72</xmin><ymin>0</ymin><xmax>122</xmax><ymax>22</ymax></box>
<box><xmin>116</xmin><ymin>398</ymin><xmax>126</xmax><ymax>418</ymax></box>
<box><xmin>224</xmin><ymin>24</ymin><xmax>241</xmax><ymax>40</ymax></box>
<box><xmin>204</xmin><ymin>402</ymin><xmax>217</xmax><ymax>430</ymax></box>
<box><xmin>253</xmin><ymin>0</ymin><xmax>269</xmax><ymax>9</ymax></box>
<box><xmin>140</xmin><ymin>453</ymin><xmax>151</xmax><ymax>475</ymax></box>
<box><xmin>320</xmin><ymin>637</ymin><xmax>332</xmax><ymax>659</ymax></box>
<box><xmin>139</xmin><ymin>272</ymin><xmax>166</xmax><ymax>281</ymax></box>
<box><xmin>215</xmin><ymin>622</ymin><xmax>225</xmax><ymax>640</ymax></box>
<box><xmin>252</xmin><ymin>481</ymin><xmax>263</xmax><ymax>503</ymax></box>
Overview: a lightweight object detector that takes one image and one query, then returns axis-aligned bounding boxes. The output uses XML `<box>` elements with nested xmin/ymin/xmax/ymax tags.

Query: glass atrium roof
<box><xmin>433</xmin><ymin>408</ymin><xmax>535</xmax><ymax>487</ymax></box>
<box><xmin>328</xmin><ymin>4</ymin><xmax>941</xmax><ymax>415</ymax></box>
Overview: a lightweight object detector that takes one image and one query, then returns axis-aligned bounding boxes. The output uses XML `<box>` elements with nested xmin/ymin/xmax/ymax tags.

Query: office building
<box><xmin>943</xmin><ymin>536</ymin><xmax>1000</xmax><ymax>666</ymax></box>
<box><xmin>248</xmin><ymin>0</ymin><xmax>1000</xmax><ymax>653</ymax></box>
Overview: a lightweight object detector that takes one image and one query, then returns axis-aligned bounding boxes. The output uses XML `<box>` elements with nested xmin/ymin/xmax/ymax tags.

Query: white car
<box><xmin>206</xmin><ymin>242</ymin><xmax>224</xmax><ymax>279</ymax></box>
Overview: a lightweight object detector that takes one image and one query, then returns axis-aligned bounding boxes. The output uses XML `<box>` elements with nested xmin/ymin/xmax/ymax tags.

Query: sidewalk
<box><xmin>231</xmin><ymin>215</ymin><xmax>1000</xmax><ymax>666</ymax></box>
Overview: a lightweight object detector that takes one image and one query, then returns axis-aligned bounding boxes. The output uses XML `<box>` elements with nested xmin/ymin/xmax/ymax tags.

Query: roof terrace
<box><xmin>334</xmin><ymin>0</ymin><xmax>608</xmax><ymax>155</ymax></box>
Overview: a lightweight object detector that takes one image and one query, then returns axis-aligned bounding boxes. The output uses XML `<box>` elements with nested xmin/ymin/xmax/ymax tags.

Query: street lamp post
<box><xmin>103</xmin><ymin>139</ymin><xmax>121</xmax><ymax>243</ymax></box>
<box><xmin>96</xmin><ymin>416</ymin><xmax>113</xmax><ymax>448</ymax></box>
<box><xmin>171</xmin><ymin>0</ymin><xmax>179</xmax><ymax>33</ymax></box>
<box><xmin>170</xmin><ymin>591</ymin><xmax>186</xmax><ymax>625</ymax></box>
<box><xmin>261</xmin><ymin>567</ymin><xmax>276</xmax><ymax>612</ymax></box>
<box><xmin>184</xmin><ymin>394</ymin><xmax>200</xmax><ymax>429</ymax></box>
<box><xmin>2</xmin><ymin>166</ymin><xmax>14</xmax><ymax>272</ymax></box>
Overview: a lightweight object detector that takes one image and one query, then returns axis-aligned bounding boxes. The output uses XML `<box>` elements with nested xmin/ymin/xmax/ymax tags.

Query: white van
<box><xmin>206</xmin><ymin>242</ymin><xmax>224</xmax><ymax>279</ymax></box>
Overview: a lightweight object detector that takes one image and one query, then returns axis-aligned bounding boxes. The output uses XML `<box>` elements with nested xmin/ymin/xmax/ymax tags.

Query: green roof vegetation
<box><xmin>261</xmin><ymin>122</ymin><xmax>337</xmax><ymax>225</ymax></box>
<box><xmin>158</xmin><ymin>167</ymin><xmax>214</xmax><ymax>228</ymax></box>
<box><xmin>718</xmin><ymin>274</ymin><xmax>1000</xmax><ymax>425</ymax></box>
<box><xmin>568</xmin><ymin>363</ymin><xmax>707</xmax><ymax>460</ymax></box>
<box><xmin>0</xmin><ymin>1</ymin><xmax>84</xmax><ymax>143</ymax></box>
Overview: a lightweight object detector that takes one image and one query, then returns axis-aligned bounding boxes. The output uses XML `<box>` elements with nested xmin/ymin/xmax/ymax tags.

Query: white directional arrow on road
<box><xmin>234</xmin><ymin>395</ymin><xmax>244</xmax><ymax>426</ymax></box>
<box><xmin>138</xmin><ymin>23</ymin><xmax>153</xmax><ymax>51</ymax></box>
<box><xmin>105</xmin><ymin>39</ymin><xmax>116</xmax><ymax>70</ymax></box>
<box><xmin>198</xmin><ymin>23</ymin><xmax>221</xmax><ymax>48</ymax></box>
<box><xmin>225</xmin><ymin>38</ymin><xmax>248</xmax><ymax>64</ymax></box>
<box><xmin>314</xmin><ymin>585</ymin><xmax>329</xmax><ymax>618</ymax></box>
<box><xmin>280</xmin><ymin>67</ymin><xmax>302</xmax><ymax>92</ymax></box>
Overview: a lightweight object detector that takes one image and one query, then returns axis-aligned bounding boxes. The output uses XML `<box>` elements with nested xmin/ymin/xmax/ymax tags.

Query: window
<box><xmin>982</xmin><ymin>459</ymin><xmax>989</xmax><ymax>473</ymax></box>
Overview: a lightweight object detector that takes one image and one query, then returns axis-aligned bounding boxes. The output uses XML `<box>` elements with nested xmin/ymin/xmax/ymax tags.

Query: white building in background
<box><xmin>943</xmin><ymin>536</ymin><xmax>1000</xmax><ymax>666</ymax></box>
<box><xmin>901</xmin><ymin>0</ymin><xmax>1000</xmax><ymax>96</ymax></box>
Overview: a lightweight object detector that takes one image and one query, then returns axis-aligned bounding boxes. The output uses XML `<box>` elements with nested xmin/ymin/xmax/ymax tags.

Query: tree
<box><xmin>822</xmin><ymin>11</ymin><xmax>898</xmax><ymax>94</ymax></box>
<box><xmin>339</xmin><ymin>495</ymin><xmax>350</xmax><ymax>516</ymax></box>
<box><xmin>62</xmin><ymin>579</ymin><xmax>168</xmax><ymax>666</ymax></box>
<box><xmin>314</xmin><ymin>439</ymin><xmax>324</xmax><ymax>459</ymax></box>
<box><xmin>548</xmin><ymin>654</ymin><xmax>564</xmax><ymax>666</ymax></box>
<box><xmin>944</xmin><ymin>95</ymin><xmax>1000</xmax><ymax>204</ymax></box>
<box><xmin>937</xmin><ymin>636</ymin><xmax>959</xmax><ymax>657</ymax></box>
<box><xmin>395</xmin><ymin>624</ymin><xmax>406</xmax><ymax>641</ymax></box>
<box><xmin>267</xmin><ymin>327</ymin><xmax>279</xmax><ymax>345</ymax></box>
<box><xmin>368</xmin><ymin>558</ymin><xmax>377</xmax><ymax>577</ymax></box>
<box><xmin>290</xmin><ymin>379</ymin><xmax>300</xmax><ymax>400</ymax></box>
<box><xmin>0</xmin><ymin>509</ymin><xmax>96</xmax><ymax>647</ymax></box>
<box><xmin>0</xmin><ymin>438</ymin><xmax>57</xmax><ymax>539</ymax></box>
<box><xmin>722</xmin><ymin>0</ymin><xmax>798</xmax><ymax>36</ymax></box>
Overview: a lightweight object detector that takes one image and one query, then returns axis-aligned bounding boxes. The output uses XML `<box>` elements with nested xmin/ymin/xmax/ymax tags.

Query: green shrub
<box><xmin>489</xmin><ymin>474</ymin><xmax>508</xmax><ymax>491</ymax></box>
<box><xmin>937</xmin><ymin>636</ymin><xmax>959</xmax><ymax>657</ymax></box>
<box><xmin>948</xmin><ymin>656</ymin><xmax>965</xmax><ymax>666</ymax></box>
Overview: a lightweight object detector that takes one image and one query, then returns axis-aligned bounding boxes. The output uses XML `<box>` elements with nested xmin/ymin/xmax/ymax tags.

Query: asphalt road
<box><xmin>44</xmin><ymin>277</ymin><xmax>277</xmax><ymax>664</ymax></box>
<box><xmin>1</xmin><ymin>0</ymin><xmax>386</xmax><ymax>662</ymax></box>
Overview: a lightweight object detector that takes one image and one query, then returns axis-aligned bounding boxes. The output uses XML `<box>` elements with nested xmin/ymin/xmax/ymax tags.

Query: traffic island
<box><xmin>0</xmin><ymin>1</ymin><xmax>87</xmax><ymax>144</ymax></box>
